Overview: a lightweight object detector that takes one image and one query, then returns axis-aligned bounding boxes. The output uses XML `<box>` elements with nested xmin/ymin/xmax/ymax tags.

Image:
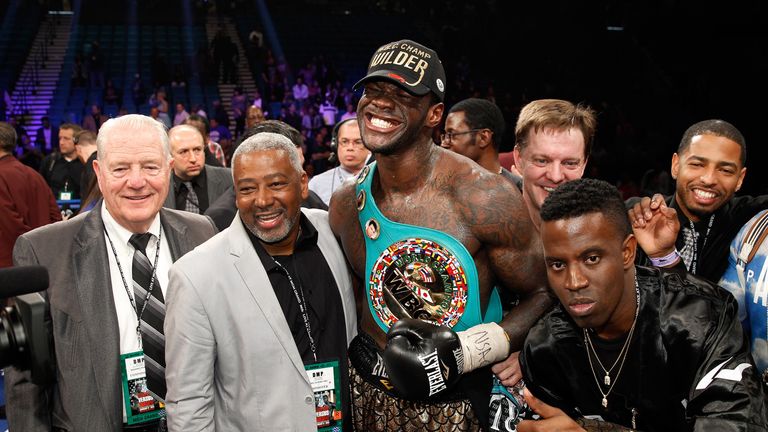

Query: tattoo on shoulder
<box><xmin>452</xmin><ymin>175</ymin><xmax>531</xmax><ymax>248</ymax></box>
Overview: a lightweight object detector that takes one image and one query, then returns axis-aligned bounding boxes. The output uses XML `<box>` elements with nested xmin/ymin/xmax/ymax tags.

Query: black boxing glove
<box><xmin>382</xmin><ymin>318</ymin><xmax>463</xmax><ymax>400</ymax></box>
<box><xmin>382</xmin><ymin>318</ymin><xmax>510</xmax><ymax>399</ymax></box>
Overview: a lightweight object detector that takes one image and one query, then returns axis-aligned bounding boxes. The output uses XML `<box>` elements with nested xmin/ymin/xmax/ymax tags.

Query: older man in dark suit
<box><xmin>5</xmin><ymin>114</ymin><xmax>218</xmax><ymax>431</ymax></box>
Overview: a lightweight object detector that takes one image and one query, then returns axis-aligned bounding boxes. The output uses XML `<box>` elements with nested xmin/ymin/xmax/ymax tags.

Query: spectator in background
<box><xmin>193</xmin><ymin>103</ymin><xmax>207</xmax><ymax>118</ymax></box>
<box><xmin>221</xmin><ymin>36</ymin><xmax>239</xmax><ymax>85</ymax></box>
<box><xmin>41</xmin><ymin>123</ymin><xmax>84</xmax><ymax>201</ymax></box>
<box><xmin>212</xmin><ymin>99</ymin><xmax>229</xmax><ymax>128</ymax></box>
<box><xmin>173</xmin><ymin>103</ymin><xmax>190</xmax><ymax>126</ymax></box>
<box><xmin>210</xmin><ymin>28</ymin><xmax>227</xmax><ymax>81</ymax></box>
<box><xmin>308</xmin><ymin>118</ymin><xmax>369</xmax><ymax>206</ymax></box>
<box><xmin>86</xmin><ymin>40</ymin><xmax>104</xmax><ymax>88</ymax></box>
<box><xmin>250</xmin><ymin>89</ymin><xmax>263</xmax><ymax>110</ymax></box>
<box><xmin>245</xmin><ymin>105</ymin><xmax>266</xmax><ymax>131</ymax></box>
<box><xmin>74</xmin><ymin>130</ymin><xmax>102</xmax><ymax>213</ymax></box>
<box><xmin>209</xmin><ymin>116</ymin><xmax>232</xmax><ymax>145</ymax></box>
<box><xmin>440</xmin><ymin>97</ymin><xmax>521</xmax><ymax>187</ymax></box>
<box><xmin>18</xmin><ymin>132</ymin><xmax>43</xmax><ymax>171</ymax></box>
<box><xmin>74</xmin><ymin>130</ymin><xmax>98</xmax><ymax>200</ymax></box>
<box><xmin>131</xmin><ymin>72</ymin><xmax>146</xmax><ymax>110</ymax></box>
<box><xmin>103</xmin><ymin>79</ymin><xmax>121</xmax><ymax>107</ymax></box>
<box><xmin>231</xmin><ymin>87</ymin><xmax>247</xmax><ymax>138</ymax></box>
<box><xmin>171</xmin><ymin>64</ymin><xmax>187</xmax><ymax>88</ymax></box>
<box><xmin>308</xmin><ymin>131</ymin><xmax>331</xmax><ymax>176</ymax></box>
<box><xmin>71</xmin><ymin>54</ymin><xmax>87</xmax><ymax>87</ymax></box>
<box><xmin>82</xmin><ymin>104</ymin><xmax>108</xmax><ymax>133</ymax></box>
<box><xmin>8</xmin><ymin>115</ymin><xmax>26</xmax><ymax>148</ymax></box>
<box><xmin>149</xmin><ymin>106</ymin><xmax>162</xmax><ymax>125</ymax></box>
<box><xmin>164</xmin><ymin>125</ymin><xmax>232</xmax><ymax>214</ymax></box>
<box><xmin>292</xmin><ymin>76</ymin><xmax>309</xmax><ymax>108</ymax></box>
<box><xmin>0</xmin><ymin>121</ymin><xmax>61</xmax><ymax>268</ymax></box>
<box><xmin>35</xmin><ymin>116</ymin><xmax>59</xmax><ymax>154</ymax></box>
<box><xmin>282</xmin><ymin>104</ymin><xmax>302</xmax><ymax>131</ymax></box>
<box><xmin>306</xmin><ymin>106</ymin><xmax>324</xmax><ymax>134</ymax></box>
<box><xmin>185</xmin><ymin>114</ymin><xmax>226</xmax><ymax>167</ymax></box>
<box><xmin>319</xmin><ymin>93</ymin><xmax>338</xmax><ymax>126</ymax></box>
<box><xmin>340</xmin><ymin>103</ymin><xmax>356</xmax><ymax>122</ymax></box>
<box><xmin>149</xmin><ymin>89</ymin><xmax>172</xmax><ymax>129</ymax></box>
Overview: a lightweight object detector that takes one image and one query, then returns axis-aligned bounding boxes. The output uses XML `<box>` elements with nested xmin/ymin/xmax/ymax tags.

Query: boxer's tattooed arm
<box><xmin>329</xmin><ymin>180</ymin><xmax>366</xmax><ymax>279</ymax></box>
<box><xmin>458</xmin><ymin>170</ymin><xmax>554</xmax><ymax>351</ymax></box>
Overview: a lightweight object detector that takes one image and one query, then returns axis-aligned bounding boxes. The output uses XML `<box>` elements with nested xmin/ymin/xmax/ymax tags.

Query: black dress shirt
<box><xmin>244</xmin><ymin>214</ymin><xmax>346</xmax><ymax>364</ymax></box>
<box><xmin>173</xmin><ymin>168</ymin><xmax>210</xmax><ymax>213</ymax></box>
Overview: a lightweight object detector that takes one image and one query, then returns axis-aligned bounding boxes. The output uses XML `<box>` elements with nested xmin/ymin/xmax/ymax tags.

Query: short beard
<box><xmin>242</xmin><ymin>211</ymin><xmax>297</xmax><ymax>245</ymax></box>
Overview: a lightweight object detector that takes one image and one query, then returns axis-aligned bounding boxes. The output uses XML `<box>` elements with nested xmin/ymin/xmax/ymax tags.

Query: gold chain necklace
<box><xmin>583</xmin><ymin>276</ymin><xmax>640</xmax><ymax>409</ymax></box>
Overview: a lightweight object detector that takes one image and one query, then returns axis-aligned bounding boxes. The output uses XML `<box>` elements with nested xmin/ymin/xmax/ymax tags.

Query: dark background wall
<box><xmin>5</xmin><ymin>0</ymin><xmax>767</xmax><ymax>194</ymax></box>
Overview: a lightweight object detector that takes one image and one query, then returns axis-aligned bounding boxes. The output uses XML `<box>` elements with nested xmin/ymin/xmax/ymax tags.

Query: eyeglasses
<box><xmin>440</xmin><ymin>129</ymin><xmax>484</xmax><ymax>143</ymax></box>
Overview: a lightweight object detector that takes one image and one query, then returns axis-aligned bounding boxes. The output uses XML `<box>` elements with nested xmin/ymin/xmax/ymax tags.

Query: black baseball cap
<box><xmin>354</xmin><ymin>39</ymin><xmax>446</xmax><ymax>102</ymax></box>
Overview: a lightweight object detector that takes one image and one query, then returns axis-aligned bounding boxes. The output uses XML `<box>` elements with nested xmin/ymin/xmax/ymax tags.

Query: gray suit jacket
<box><xmin>163</xmin><ymin>165</ymin><xmax>233</xmax><ymax>210</ymax></box>
<box><xmin>164</xmin><ymin>208</ymin><xmax>357</xmax><ymax>431</ymax></box>
<box><xmin>5</xmin><ymin>203</ymin><xmax>218</xmax><ymax>432</ymax></box>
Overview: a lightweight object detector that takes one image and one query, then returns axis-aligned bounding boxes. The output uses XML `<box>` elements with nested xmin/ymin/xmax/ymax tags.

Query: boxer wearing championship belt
<box><xmin>329</xmin><ymin>39</ymin><xmax>552</xmax><ymax>431</ymax></box>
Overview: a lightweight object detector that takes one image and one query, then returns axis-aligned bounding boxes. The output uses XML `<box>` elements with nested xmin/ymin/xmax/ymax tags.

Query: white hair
<box><xmin>96</xmin><ymin>114</ymin><xmax>170</xmax><ymax>159</ymax></box>
<box><xmin>232</xmin><ymin>132</ymin><xmax>303</xmax><ymax>176</ymax></box>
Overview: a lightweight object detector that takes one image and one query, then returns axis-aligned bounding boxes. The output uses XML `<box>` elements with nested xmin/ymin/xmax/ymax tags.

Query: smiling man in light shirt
<box><xmin>309</xmin><ymin>117</ymin><xmax>370</xmax><ymax>206</ymax></box>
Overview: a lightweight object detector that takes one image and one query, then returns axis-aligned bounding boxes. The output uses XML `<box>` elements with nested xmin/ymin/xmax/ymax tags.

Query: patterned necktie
<box><xmin>183</xmin><ymin>181</ymin><xmax>200</xmax><ymax>214</ymax></box>
<box><xmin>129</xmin><ymin>233</ymin><xmax>167</xmax><ymax>400</ymax></box>
<box><xmin>679</xmin><ymin>226</ymin><xmax>698</xmax><ymax>271</ymax></box>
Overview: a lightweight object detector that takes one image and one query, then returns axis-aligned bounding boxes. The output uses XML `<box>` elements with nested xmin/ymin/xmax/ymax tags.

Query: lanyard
<box><xmin>688</xmin><ymin>214</ymin><xmax>715</xmax><ymax>275</ymax></box>
<box><xmin>104</xmin><ymin>227</ymin><xmax>162</xmax><ymax>346</ymax></box>
<box><xmin>272</xmin><ymin>257</ymin><xmax>318</xmax><ymax>363</ymax></box>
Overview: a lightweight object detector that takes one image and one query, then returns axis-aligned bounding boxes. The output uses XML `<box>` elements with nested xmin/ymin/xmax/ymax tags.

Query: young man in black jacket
<box><xmin>520</xmin><ymin>178</ymin><xmax>767</xmax><ymax>431</ymax></box>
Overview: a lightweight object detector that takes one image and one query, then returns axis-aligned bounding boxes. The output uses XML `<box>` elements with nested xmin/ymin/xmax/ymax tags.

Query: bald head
<box><xmin>169</xmin><ymin>125</ymin><xmax>206</xmax><ymax>180</ymax></box>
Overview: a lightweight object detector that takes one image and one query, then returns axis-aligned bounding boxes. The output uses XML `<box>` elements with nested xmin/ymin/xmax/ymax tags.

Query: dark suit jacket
<box><xmin>35</xmin><ymin>126</ymin><xmax>59</xmax><ymax>153</ymax></box>
<box><xmin>5</xmin><ymin>203</ymin><xmax>217</xmax><ymax>431</ymax></box>
<box><xmin>163</xmin><ymin>165</ymin><xmax>232</xmax><ymax>211</ymax></box>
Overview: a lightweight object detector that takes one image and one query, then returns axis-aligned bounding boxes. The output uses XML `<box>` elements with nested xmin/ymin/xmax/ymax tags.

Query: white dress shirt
<box><xmin>101</xmin><ymin>205</ymin><xmax>172</xmax><ymax>420</ymax></box>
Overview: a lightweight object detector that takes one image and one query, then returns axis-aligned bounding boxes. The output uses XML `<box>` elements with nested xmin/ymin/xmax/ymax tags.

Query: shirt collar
<box><xmin>173</xmin><ymin>166</ymin><xmax>206</xmax><ymax>192</ymax></box>
<box><xmin>101</xmin><ymin>204</ymin><xmax>162</xmax><ymax>247</ymax></box>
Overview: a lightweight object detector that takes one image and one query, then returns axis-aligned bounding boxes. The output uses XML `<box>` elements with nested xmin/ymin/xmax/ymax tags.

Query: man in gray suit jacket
<box><xmin>163</xmin><ymin>124</ymin><xmax>232</xmax><ymax>213</ymax></box>
<box><xmin>5</xmin><ymin>114</ymin><xmax>218</xmax><ymax>431</ymax></box>
<box><xmin>165</xmin><ymin>132</ymin><xmax>356</xmax><ymax>431</ymax></box>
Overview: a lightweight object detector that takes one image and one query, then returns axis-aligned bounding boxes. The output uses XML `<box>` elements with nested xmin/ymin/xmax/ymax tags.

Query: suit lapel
<box><xmin>206</xmin><ymin>166</ymin><xmax>229</xmax><ymax>199</ymax></box>
<box><xmin>228</xmin><ymin>216</ymin><xmax>310</xmax><ymax>382</ymax></box>
<box><xmin>72</xmin><ymin>203</ymin><xmax>122</xmax><ymax>425</ymax></box>
<box><xmin>163</xmin><ymin>176</ymin><xmax>176</xmax><ymax>209</ymax></box>
<box><xmin>160</xmin><ymin>209</ymin><xmax>192</xmax><ymax>260</ymax></box>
